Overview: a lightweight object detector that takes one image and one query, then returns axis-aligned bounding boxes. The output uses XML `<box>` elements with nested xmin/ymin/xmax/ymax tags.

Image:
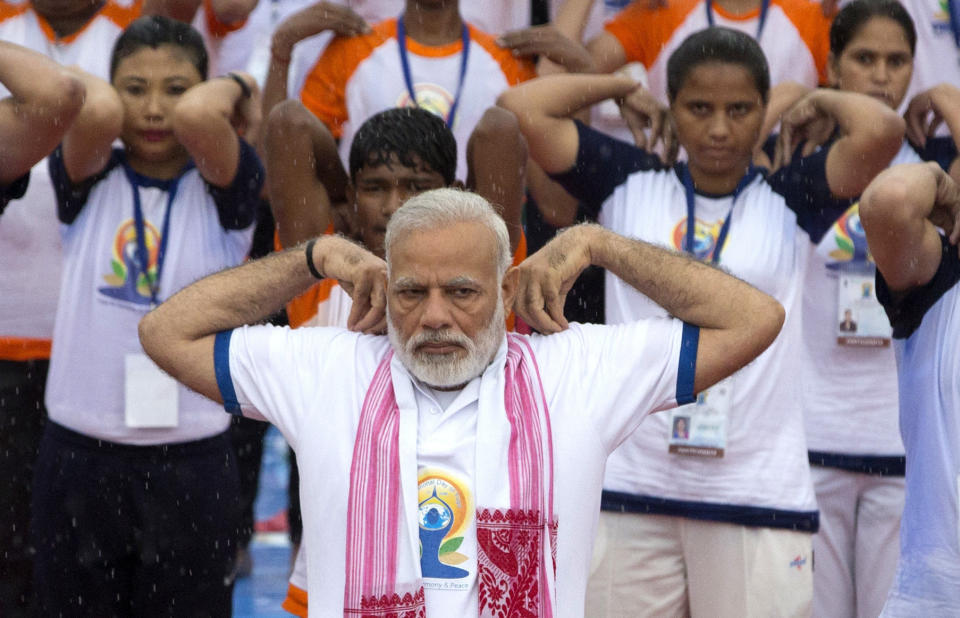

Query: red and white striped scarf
<box><xmin>343</xmin><ymin>334</ymin><xmax>556</xmax><ymax>617</ymax></box>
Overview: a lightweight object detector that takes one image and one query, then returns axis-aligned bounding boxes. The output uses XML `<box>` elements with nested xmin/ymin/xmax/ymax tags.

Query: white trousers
<box><xmin>811</xmin><ymin>466</ymin><xmax>905</xmax><ymax>618</ymax></box>
<box><xmin>585</xmin><ymin>511</ymin><xmax>813</xmax><ymax>618</ymax></box>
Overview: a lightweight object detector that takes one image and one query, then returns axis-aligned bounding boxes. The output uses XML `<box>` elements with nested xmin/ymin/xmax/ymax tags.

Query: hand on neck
<box><xmin>402</xmin><ymin>0</ymin><xmax>463</xmax><ymax>46</ymax></box>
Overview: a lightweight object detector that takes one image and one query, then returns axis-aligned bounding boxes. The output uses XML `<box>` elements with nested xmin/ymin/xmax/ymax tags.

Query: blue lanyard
<box><xmin>124</xmin><ymin>167</ymin><xmax>180</xmax><ymax>307</ymax></box>
<box><xmin>681</xmin><ymin>164</ymin><xmax>758</xmax><ymax>264</ymax></box>
<box><xmin>705</xmin><ymin>0</ymin><xmax>771</xmax><ymax>41</ymax></box>
<box><xmin>396</xmin><ymin>16</ymin><xmax>470</xmax><ymax>129</ymax></box>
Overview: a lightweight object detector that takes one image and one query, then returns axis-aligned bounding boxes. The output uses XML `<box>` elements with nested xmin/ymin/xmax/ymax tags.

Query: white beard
<box><xmin>388</xmin><ymin>300</ymin><xmax>505</xmax><ymax>389</ymax></box>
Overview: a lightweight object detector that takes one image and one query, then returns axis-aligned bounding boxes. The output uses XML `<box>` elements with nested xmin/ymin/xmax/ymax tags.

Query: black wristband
<box><xmin>226</xmin><ymin>72</ymin><xmax>252</xmax><ymax>99</ymax></box>
<box><xmin>305</xmin><ymin>239</ymin><xmax>323</xmax><ymax>279</ymax></box>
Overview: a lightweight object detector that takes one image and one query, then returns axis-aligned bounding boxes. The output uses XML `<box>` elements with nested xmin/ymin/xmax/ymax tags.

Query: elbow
<box><xmin>138</xmin><ymin>311</ymin><xmax>162</xmax><ymax>363</ymax></box>
<box><xmin>48</xmin><ymin>73</ymin><xmax>86</xmax><ymax>124</ymax></box>
<box><xmin>264</xmin><ymin>100</ymin><xmax>320</xmax><ymax>152</ymax></box>
<box><xmin>495</xmin><ymin>87</ymin><xmax>521</xmax><ymax>116</ymax></box>
<box><xmin>859</xmin><ymin>166</ymin><xmax>917</xmax><ymax>232</ymax></box>
<box><xmin>758</xmin><ymin>296</ymin><xmax>786</xmax><ymax>354</ymax></box>
<box><xmin>171</xmin><ymin>96</ymin><xmax>210</xmax><ymax>140</ymax></box>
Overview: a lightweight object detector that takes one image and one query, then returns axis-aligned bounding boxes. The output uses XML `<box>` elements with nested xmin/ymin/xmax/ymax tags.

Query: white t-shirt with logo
<box><xmin>218</xmin><ymin>314</ymin><xmax>697</xmax><ymax>616</ymax></box>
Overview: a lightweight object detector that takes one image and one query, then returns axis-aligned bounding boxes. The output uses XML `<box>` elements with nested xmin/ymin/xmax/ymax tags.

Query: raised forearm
<box><xmin>498</xmin><ymin>73</ymin><xmax>635</xmax><ymax>173</ymax></box>
<box><xmin>583</xmin><ymin>224</ymin><xmax>776</xmax><ymax>330</ymax></box>
<box><xmin>0</xmin><ymin>42</ymin><xmax>85</xmax><ymax>182</ymax></box>
<box><xmin>266</xmin><ymin>101</ymin><xmax>345</xmax><ymax>247</ymax></box>
<box><xmin>499</xmin><ymin>73</ymin><xmax>635</xmax><ymax>121</ymax></box>
<box><xmin>143</xmin><ymin>235</ymin><xmax>364</xmax><ymax>344</ymax></box>
<box><xmin>819</xmin><ymin>90</ymin><xmax>904</xmax><ymax>146</ymax></box>
<box><xmin>860</xmin><ymin>162</ymin><xmax>947</xmax><ymax>291</ymax></box>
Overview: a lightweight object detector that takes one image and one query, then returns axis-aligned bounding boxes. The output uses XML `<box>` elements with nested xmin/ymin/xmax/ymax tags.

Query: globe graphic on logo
<box><xmin>419</xmin><ymin>500</ymin><xmax>453</xmax><ymax>531</ymax></box>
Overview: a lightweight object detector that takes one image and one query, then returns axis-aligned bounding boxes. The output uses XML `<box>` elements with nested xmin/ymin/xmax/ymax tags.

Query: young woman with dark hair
<box><xmin>31</xmin><ymin>15</ymin><xmax>264</xmax><ymax>615</ymax></box>
<box><xmin>499</xmin><ymin>26</ymin><xmax>904</xmax><ymax>616</ymax></box>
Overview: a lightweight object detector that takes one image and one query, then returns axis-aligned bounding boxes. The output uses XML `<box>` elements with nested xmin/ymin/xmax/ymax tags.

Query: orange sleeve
<box><xmin>603</xmin><ymin>0</ymin><xmax>701</xmax><ymax>68</ymax></box>
<box><xmin>300</xmin><ymin>19</ymin><xmax>393</xmax><ymax>139</ymax></box>
<box><xmin>281</xmin><ymin>583</ymin><xmax>308</xmax><ymax>617</ymax></box>
<box><xmin>469</xmin><ymin>26</ymin><xmax>536</xmax><ymax>85</ymax></box>
<box><xmin>775</xmin><ymin>0</ymin><xmax>832</xmax><ymax>84</ymax></box>
<box><xmin>504</xmin><ymin>231</ymin><xmax>527</xmax><ymax>333</ymax></box>
<box><xmin>203</xmin><ymin>0</ymin><xmax>247</xmax><ymax>37</ymax></box>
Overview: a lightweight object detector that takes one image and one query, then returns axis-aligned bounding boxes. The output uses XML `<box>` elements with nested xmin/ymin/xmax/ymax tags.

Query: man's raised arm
<box><xmin>514</xmin><ymin>224</ymin><xmax>785</xmax><ymax>394</ymax></box>
<box><xmin>138</xmin><ymin>236</ymin><xmax>387</xmax><ymax>403</ymax></box>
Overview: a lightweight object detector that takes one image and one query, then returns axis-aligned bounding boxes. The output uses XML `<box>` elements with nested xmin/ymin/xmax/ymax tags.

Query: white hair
<box><xmin>384</xmin><ymin>188</ymin><xmax>511</xmax><ymax>275</ymax></box>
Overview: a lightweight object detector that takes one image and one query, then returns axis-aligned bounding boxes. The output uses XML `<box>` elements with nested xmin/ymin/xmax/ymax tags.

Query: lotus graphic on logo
<box><xmin>790</xmin><ymin>555</ymin><xmax>807</xmax><ymax>570</ymax></box>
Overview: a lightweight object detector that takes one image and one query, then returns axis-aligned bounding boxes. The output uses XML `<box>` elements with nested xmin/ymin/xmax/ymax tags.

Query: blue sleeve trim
<box><xmin>916</xmin><ymin>136</ymin><xmax>958</xmax><ymax>172</ymax></box>
<box><xmin>214</xmin><ymin>330</ymin><xmax>241</xmax><ymax>415</ymax></box>
<box><xmin>548</xmin><ymin>120</ymin><xmax>664</xmax><ymax>219</ymax></box>
<box><xmin>765</xmin><ymin>135</ymin><xmax>855</xmax><ymax>243</ymax></box>
<box><xmin>49</xmin><ymin>145</ymin><xmax>121</xmax><ymax>224</ymax></box>
<box><xmin>808</xmin><ymin>451</ymin><xmax>905</xmax><ymax>476</ymax></box>
<box><xmin>206</xmin><ymin>137</ymin><xmax>264</xmax><ymax>230</ymax></box>
<box><xmin>600</xmin><ymin>490</ymin><xmax>819</xmax><ymax>532</ymax></box>
<box><xmin>676</xmin><ymin>322</ymin><xmax>699</xmax><ymax>405</ymax></box>
<box><xmin>876</xmin><ymin>233</ymin><xmax>960</xmax><ymax>339</ymax></box>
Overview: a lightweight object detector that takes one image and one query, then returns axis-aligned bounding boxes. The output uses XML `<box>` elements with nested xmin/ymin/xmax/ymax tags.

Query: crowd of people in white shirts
<box><xmin>0</xmin><ymin>0</ymin><xmax>959</xmax><ymax>616</ymax></box>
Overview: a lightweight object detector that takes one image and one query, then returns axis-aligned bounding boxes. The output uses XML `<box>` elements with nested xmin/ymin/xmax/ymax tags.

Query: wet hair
<box><xmin>666</xmin><ymin>27</ymin><xmax>770</xmax><ymax>103</ymax></box>
<box><xmin>110</xmin><ymin>15</ymin><xmax>208</xmax><ymax>81</ymax></box>
<box><xmin>349</xmin><ymin>107</ymin><xmax>457</xmax><ymax>185</ymax></box>
<box><xmin>830</xmin><ymin>0</ymin><xmax>916</xmax><ymax>56</ymax></box>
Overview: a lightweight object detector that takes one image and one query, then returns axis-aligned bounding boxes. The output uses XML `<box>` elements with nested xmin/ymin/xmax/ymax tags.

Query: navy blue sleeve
<box><xmin>915</xmin><ymin>136</ymin><xmax>958</xmax><ymax>171</ymax></box>
<box><xmin>765</xmin><ymin>138</ymin><xmax>855</xmax><ymax>244</ymax></box>
<box><xmin>206</xmin><ymin>137</ymin><xmax>264</xmax><ymax>231</ymax></box>
<box><xmin>876</xmin><ymin>233</ymin><xmax>960</xmax><ymax>339</ymax></box>
<box><xmin>0</xmin><ymin>171</ymin><xmax>29</xmax><ymax>217</ymax></box>
<box><xmin>548</xmin><ymin>120</ymin><xmax>665</xmax><ymax>219</ymax></box>
<box><xmin>48</xmin><ymin>145</ymin><xmax>120</xmax><ymax>225</ymax></box>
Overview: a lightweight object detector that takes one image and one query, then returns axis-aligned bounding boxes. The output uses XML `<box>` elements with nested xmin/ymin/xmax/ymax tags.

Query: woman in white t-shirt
<box><xmin>31</xmin><ymin>15</ymin><xmax>264</xmax><ymax>616</ymax></box>
<box><xmin>499</xmin><ymin>26</ymin><xmax>904</xmax><ymax>617</ymax></box>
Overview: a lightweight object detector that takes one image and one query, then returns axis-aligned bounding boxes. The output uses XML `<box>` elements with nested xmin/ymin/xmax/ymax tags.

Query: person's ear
<box><xmin>827</xmin><ymin>52</ymin><xmax>839</xmax><ymax>87</ymax></box>
<box><xmin>501</xmin><ymin>266</ymin><xmax>519</xmax><ymax>313</ymax></box>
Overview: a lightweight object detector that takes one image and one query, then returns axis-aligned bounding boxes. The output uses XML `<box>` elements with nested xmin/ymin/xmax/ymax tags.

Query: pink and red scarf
<box><xmin>343</xmin><ymin>334</ymin><xmax>557</xmax><ymax>617</ymax></box>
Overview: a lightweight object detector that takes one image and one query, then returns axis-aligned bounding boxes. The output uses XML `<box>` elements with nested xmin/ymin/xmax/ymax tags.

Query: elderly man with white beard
<box><xmin>138</xmin><ymin>187</ymin><xmax>784</xmax><ymax>617</ymax></box>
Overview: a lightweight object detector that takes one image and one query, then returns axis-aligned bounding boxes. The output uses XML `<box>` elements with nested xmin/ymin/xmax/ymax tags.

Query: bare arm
<box><xmin>466</xmin><ymin>107</ymin><xmax>526</xmax><ymax>253</ymax></box>
<box><xmin>61</xmin><ymin>70</ymin><xmax>124</xmax><ymax>183</ymax></box>
<box><xmin>0</xmin><ymin>42</ymin><xmax>85</xmax><ymax>184</ymax></box>
<box><xmin>265</xmin><ymin>100</ymin><xmax>348</xmax><ymax>248</ymax></box>
<box><xmin>903</xmin><ymin>83</ymin><xmax>960</xmax><ymax>183</ymax></box>
<box><xmin>497</xmin><ymin>73</ymin><xmax>637</xmax><ymax>174</ymax></box>
<box><xmin>139</xmin><ymin>235</ymin><xmax>387</xmax><ymax>402</ymax></box>
<box><xmin>514</xmin><ymin>224</ymin><xmax>785</xmax><ymax>394</ymax></box>
<box><xmin>536</xmin><ymin>0</ymin><xmax>596</xmax><ymax>76</ymax></box>
<box><xmin>587</xmin><ymin>31</ymin><xmax>629</xmax><ymax>75</ymax></box>
<box><xmin>776</xmin><ymin>89</ymin><xmax>905</xmax><ymax>198</ymax></box>
<box><xmin>261</xmin><ymin>3</ymin><xmax>369</xmax><ymax>127</ymax></box>
<box><xmin>860</xmin><ymin>162</ymin><xmax>957</xmax><ymax>293</ymax></box>
<box><xmin>172</xmin><ymin>72</ymin><xmax>261</xmax><ymax>188</ymax></box>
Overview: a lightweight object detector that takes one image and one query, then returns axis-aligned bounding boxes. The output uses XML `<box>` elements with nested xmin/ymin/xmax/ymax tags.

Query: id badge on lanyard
<box><xmin>668</xmin><ymin>379</ymin><xmax>732</xmax><ymax>458</ymax></box>
<box><xmin>667</xmin><ymin>165</ymin><xmax>758</xmax><ymax>457</ymax></box>
<box><xmin>836</xmin><ymin>262</ymin><xmax>891</xmax><ymax>347</ymax></box>
<box><xmin>125</xmin><ymin>353</ymin><xmax>179</xmax><ymax>428</ymax></box>
<box><xmin>122</xmin><ymin>168</ymin><xmax>182</xmax><ymax>427</ymax></box>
